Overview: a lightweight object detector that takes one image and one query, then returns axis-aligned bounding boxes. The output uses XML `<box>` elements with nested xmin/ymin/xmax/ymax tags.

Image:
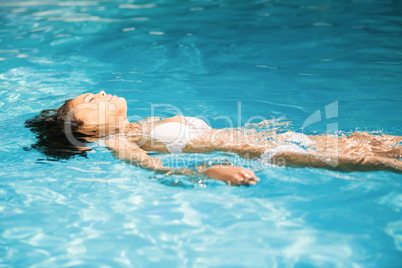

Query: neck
<box><xmin>76</xmin><ymin>118</ymin><xmax>131</xmax><ymax>136</ymax></box>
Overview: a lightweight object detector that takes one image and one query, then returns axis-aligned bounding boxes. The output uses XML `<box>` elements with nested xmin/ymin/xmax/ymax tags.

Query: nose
<box><xmin>97</xmin><ymin>91</ymin><xmax>106</xmax><ymax>98</ymax></box>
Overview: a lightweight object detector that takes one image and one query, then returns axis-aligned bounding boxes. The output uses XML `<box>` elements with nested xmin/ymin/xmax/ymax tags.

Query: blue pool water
<box><xmin>1</xmin><ymin>0</ymin><xmax>402</xmax><ymax>267</ymax></box>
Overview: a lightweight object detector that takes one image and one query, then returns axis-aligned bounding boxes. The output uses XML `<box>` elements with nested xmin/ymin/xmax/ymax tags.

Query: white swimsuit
<box><xmin>149</xmin><ymin>117</ymin><xmax>211</xmax><ymax>153</ymax></box>
<box><xmin>130</xmin><ymin>116</ymin><xmax>314</xmax><ymax>160</ymax></box>
<box><xmin>260</xmin><ymin>132</ymin><xmax>316</xmax><ymax>164</ymax></box>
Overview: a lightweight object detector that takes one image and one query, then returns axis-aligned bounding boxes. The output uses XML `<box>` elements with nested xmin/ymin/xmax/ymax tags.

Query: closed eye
<box><xmin>84</xmin><ymin>94</ymin><xmax>94</xmax><ymax>103</ymax></box>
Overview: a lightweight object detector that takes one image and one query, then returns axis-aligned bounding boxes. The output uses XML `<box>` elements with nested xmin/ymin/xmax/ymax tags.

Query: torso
<box><xmin>124</xmin><ymin>117</ymin><xmax>402</xmax><ymax>159</ymax></box>
<box><xmin>127</xmin><ymin>116</ymin><xmax>213</xmax><ymax>153</ymax></box>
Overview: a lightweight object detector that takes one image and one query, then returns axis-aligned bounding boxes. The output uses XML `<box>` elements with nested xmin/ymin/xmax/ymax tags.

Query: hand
<box><xmin>201</xmin><ymin>165</ymin><xmax>259</xmax><ymax>186</ymax></box>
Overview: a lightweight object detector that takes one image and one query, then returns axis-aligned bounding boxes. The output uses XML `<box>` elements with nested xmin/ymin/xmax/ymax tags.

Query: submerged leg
<box><xmin>271</xmin><ymin>151</ymin><xmax>402</xmax><ymax>173</ymax></box>
<box><xmin>341</xmin><ymin>133</ymin><xmax>402</xmax><ymax>159</ymax></box>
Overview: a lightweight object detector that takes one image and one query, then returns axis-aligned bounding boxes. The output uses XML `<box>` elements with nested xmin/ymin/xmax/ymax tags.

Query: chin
<box><xmin>118</xmin><ymin>96</ymin><xmax>127</xmax><ymax>103</ymax></box>
<box><xmin>117</xmin><ymin>97</ymin><xmax>127</xmax><ymax>109</ymax></box>
<box><xmin>114</xmin><ymin>97</ymin><xmax>128</xmax><ymax>117</ymax></box>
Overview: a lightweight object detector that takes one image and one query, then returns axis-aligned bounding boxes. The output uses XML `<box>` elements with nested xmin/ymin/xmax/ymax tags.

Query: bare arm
<box><xmin>105</xmin><ymin>136</ymin><xmax>259</xmax><ymax>185</ymax></box>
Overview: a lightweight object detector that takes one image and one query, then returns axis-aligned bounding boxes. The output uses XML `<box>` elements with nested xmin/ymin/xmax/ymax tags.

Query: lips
<box><xmin>107</xmin><ymin>94</ymin><xmax>113</xmax><ymax>101</ymax></box>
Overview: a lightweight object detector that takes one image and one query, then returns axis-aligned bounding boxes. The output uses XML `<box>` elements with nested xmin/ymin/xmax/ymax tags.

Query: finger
<box><xmin>237</xmin><ymin>176</ymin><xmax>253</xmax><ymax>186</ymax></box>
<box><xmin>231</xmin><ymin>175</ymin><xmax>245</xmax><ymax>186</ymax></box>
<box><xmin>243</xmin><ymin>174</ymin><xmax>260</xmax><ymax>184</ymax></box>
<box><xmin>240</xmin><ymin>170</ymin><xmax>256</xmax><ymax>178</ymax></box>
<box><xmin>241</xmin><ymin>172</ymin><xmax>258</xmax><ymax>181</ymax></box>
<box><xmin>248</xmin><ymin>180</ymin><xmax>257</xmax><ymax>185</ymax></box>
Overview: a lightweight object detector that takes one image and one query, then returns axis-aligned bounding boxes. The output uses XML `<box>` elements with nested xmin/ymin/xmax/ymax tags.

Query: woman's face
<box><xmin>69</xmin><ymin>91</ymin><xmax>128</xmax><ymax>125</ymax></box>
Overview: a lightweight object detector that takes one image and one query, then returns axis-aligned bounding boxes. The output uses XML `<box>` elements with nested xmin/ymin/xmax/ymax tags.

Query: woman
<box><xmin>26</xmin><ymin>91</ymin><xmax>402</xmax><ymax>186</ymax></box>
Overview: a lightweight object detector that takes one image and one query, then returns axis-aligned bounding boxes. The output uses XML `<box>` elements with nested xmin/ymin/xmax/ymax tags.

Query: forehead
<box><xmin>70</xmin><ymin>93</ymin><xmax>90</xmax><ymax>108</ymax></box>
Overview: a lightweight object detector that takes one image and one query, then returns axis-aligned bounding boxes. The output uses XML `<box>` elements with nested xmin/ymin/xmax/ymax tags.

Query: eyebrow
<box><xmin>83</xmin><ymin>93</ymin><xmax>91</xmax><ymax>102</ymax></box>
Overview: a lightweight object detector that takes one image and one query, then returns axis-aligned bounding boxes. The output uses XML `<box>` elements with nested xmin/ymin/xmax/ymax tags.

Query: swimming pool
<box><xmin>1</xmin><ymin>0</ymin><xmax>401</xmax><ymax>266</ymax></box>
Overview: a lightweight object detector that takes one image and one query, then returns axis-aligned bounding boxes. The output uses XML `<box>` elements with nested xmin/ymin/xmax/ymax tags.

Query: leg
<box><xmin>272</xmin><ymin>151</ymin><xmax>402</xmax><ymax>173</ymax></box>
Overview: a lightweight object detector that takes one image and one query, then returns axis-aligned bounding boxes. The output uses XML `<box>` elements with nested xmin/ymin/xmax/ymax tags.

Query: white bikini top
<box><xmin>148</xmin><ymin>116</ymin><xmax>211</xmax><ymax>153</ymax></box>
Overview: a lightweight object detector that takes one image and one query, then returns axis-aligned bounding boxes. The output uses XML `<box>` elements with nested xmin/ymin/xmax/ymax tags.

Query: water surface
<box><xmin>1</xmin><ymin>0</ymin><xmax>402</xmax><ymax>267</ymax></box>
